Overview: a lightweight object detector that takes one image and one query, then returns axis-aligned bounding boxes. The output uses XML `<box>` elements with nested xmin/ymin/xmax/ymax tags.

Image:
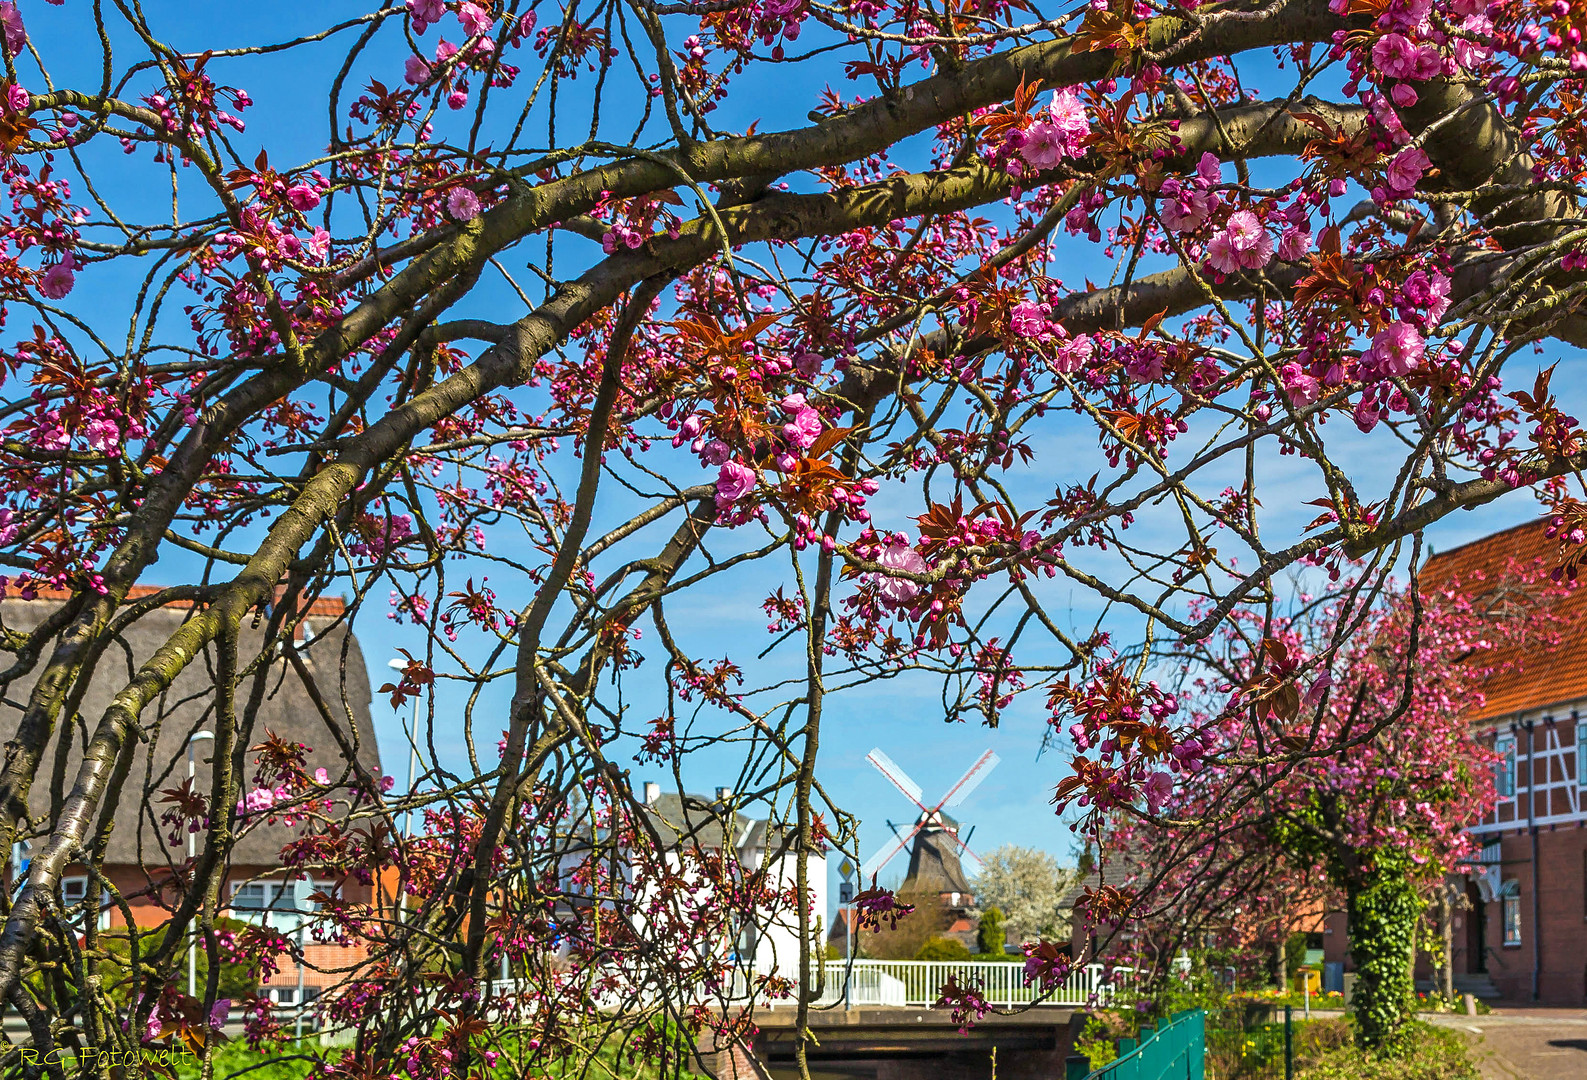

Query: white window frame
<box><xmin>61</xmin><ymin>875</ymin><xmax>112</xmax><ymax>930</ymax></box>
<box><xmin>229</xmin><ymin>878</ymin><xmax>337</xmax><ymax>932</ymax></box>
<box><xmin>1501</xmin><ymin>880</ymin><xmax>1522</xmax><ymax>946</ymax></box>
<box><xmin>1494</xmin><ymin>734</ymin><xmax>1516</xmax><ymax>799</ymax></box>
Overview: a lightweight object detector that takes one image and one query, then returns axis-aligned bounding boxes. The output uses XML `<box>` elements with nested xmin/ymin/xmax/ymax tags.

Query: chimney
<box><xmin>715</xmin><ymin>786</ymin><xmax>733</xmax><ymax>802</ymax></box>
<box><xmin>643</xmin><ymin>781</ymin><xmax>660</xmax><ymax>805</ymax></box>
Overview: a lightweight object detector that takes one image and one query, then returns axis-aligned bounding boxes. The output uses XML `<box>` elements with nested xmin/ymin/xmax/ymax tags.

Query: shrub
<box><xmin>976</xmin><ymin>907</ymin><xmax>1006</xmax><ymax>956</ymax></box>
<box><xmin>914</xmin><ymin>936</ymin><xmax>971</xmax><ymax>961</ymax></box>
<box><xmin>98</xmin><ymin>917</ymin><xmax>258</xmax><ymax>1007</ymax></box>
<box><xmin>1300</xmin><ymin>1021</ymin><xmax>1480</xmax><ymax>1080</ymax></box>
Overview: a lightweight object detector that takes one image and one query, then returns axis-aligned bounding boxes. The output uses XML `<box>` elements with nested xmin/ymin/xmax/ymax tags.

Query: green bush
<box><xmin>976</xmin><ymin>907</ymin><xmax>1006</xmax><ymax>956</ymax></box>
<box><xmin>914</xmin><ymin>936</ymin><xmax>971</xmax><ymax>960</ymax></box>
<box><xmin>1300</xmin><ymin>1021</ymin><xmax>1480</xmax><ymax>1080</ymax></box>
<box><xmin>1285</xmin><ymin>933</ymin><xmax>1309</xmax><ymax>984</ymax></box>
<box><xmin>98</xmin><ymin>917</ymin><xmax>258</xmax><ymax>1007</ymax></box>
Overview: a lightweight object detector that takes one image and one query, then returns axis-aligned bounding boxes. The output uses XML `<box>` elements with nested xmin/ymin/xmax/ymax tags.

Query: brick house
<box><xmin>3</xmin><ymin>587</ymin><xmax>385</xmax><ymax>1010</ymax></box>
<box><xmin>1320</xmin><ymin>520</ymin><xmax>1587</xmax><ymax>1004</ymax></box>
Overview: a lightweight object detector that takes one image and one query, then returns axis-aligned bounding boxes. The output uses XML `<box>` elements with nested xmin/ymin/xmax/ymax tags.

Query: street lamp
<box><xmin>187</xmin><ymin>730</ymin><xmax>215</xmax><ymax>1000</ymax></box>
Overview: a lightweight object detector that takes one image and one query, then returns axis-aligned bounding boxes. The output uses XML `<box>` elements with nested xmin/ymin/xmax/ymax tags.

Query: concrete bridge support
<box><xmin>695</xmin><ymin>1007</ymin><xmax>1086</xmax><ymax>1080</ymax></box>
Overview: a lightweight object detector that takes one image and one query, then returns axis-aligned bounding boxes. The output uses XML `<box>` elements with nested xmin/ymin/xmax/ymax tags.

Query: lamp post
<box><xmin>187</xmin><ymin>730</ymin><xmax>215</xmax><ymax>1000</ymax></box>
<box><xmin>387</xmin><ymin>658</ymin><xmax>421</xmax><ymax>837</ymax></box>
<box><xmin>388</xmin><ymin>659</ymin><xmax>423</xmax><ymax>940</ymax></box>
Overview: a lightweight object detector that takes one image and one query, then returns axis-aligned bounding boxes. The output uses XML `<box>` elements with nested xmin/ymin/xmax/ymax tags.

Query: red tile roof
<box><xmin>1421</xmin><ymin>518</ymin><xmax>1586</xmax><ymax>723</ymax></box>
<box><xmin>16</xmin><ymin>585</ymin><xmax>347</xmax><ymax>637</ymax></box>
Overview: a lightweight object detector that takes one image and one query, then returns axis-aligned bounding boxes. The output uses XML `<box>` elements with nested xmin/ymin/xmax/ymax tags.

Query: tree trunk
<box><xmin>1274</xmin><ymin>939</ymin><xmax>1288</xmax><ymax>993</ymax></box>
<box><xmin>1438</xmin><ymin>883</ymin><xmax>1455</xmax><ymax>1002</ymax></box>
<box><xmin>1345</xmin><ymin>858</ymin><xmax>1421</xmax><ymax>1047</ymax></box>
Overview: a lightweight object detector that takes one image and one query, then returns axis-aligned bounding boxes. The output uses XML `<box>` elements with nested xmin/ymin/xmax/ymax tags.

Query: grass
<box><xmin>171</xmin><ymin>1028</ymin><xmax>706</xmax><ymax>1080</ymax></box>
<box><xmin>1297</xmin><ymin>1022</ymin><xmax>1480</xmax><ymax>1080</ymax></box>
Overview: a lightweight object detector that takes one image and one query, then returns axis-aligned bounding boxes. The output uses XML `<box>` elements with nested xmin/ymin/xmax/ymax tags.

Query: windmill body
<box><xmin>902</xmin><ymin>809</ymin><xmax>974</xmax><ymax>901</ymax></box>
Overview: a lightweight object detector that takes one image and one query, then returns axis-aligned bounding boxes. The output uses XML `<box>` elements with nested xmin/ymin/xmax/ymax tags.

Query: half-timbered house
<box><xmin>1319</xmin><ymin>521</ymin><xmax>1587</xmax><ymax>1004</ymax></box>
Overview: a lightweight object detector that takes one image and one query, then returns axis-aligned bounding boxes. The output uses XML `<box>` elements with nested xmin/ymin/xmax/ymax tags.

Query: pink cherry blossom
<box><xmin>1454</xmin><ymin>15</ymin><xmax>1494</xmax><ymax>69</ymax></box>
<box><xmin>1046</xmin><ymin>88</ymin><xmax>1090</xmax><ymax>150</ymax></box>
<box><xmin>459</xmin><ymin>2</ymin><xmax>494</xmax><ymax>37</ymax></box>
<box><xmin>1278</xmin><ymin>226</ymin><xmax>1311</xmax><ymax>261</ymax></box>
<box><xmin>1385</xmin><ymin>147</ymin><xmax>1430</xmax><ymax>194</ymax></box>
<box><xmin>447</xmin><ymin>187</ymin><xmax>482</xmax><ymax>221</ymax></box>
<box><xmin>1196</xmin><ymin>151</ymin><xmax>1222</xmax><ymax>186</ymax></box>
<box><xmin>0</xmin><ymin>3</ymin><xmax>24</xmax><ymax>58</ymax></box>
<box><xmin>286</xmin><ymin>183</ymin><xmax>320</xmax><ymax>211</ymax></box>
<box><xmin>1207</xmin><ymin>210</ymin><xmax>1273</xmax><ymax>272</ymax></box>
<box><xmin>1368</xmin><ymin>321</ymin><xmax>1425</xmax><ymax>376</ymax></box>
<box><xmin>782</xmin><ymin>408</ymin><xmax>821</xmax><ymax>449</ymax></box>
<box><xmin>39</xmin><ymin>253</ymin><xmax>76</xmax><ymax>299</ymax></box>
<box><xmin>1049</xmin><ymin>333</ymin><xmax>1093</xmax><ymax>375</ymax></box>
<box><xmin>1400</xmin><ymin>269</ymin><xmax>1452</xmax><ymax>323</ymax></box>
<box><xmin>408</xmin><ymin>0</ymin><xmax>446</xmax><ymax>33</ymax></box>
<box><xmin>715</xmin><ymin>460</ymin><xmax>756</xmax><ymax>504</ymax></box>
<box><xmin>305</xmin><ymin>226</ymin><xmax>332</xmax><ymax>261</ymax></box>
<box><xmin>1009</xmin><ymin>300</ymin><xmax>1051</xmax><ymax>338</ymax></box>
<box><xmin>404</xmin><ymin>56</ymin><xmax>432</xmax><ymax>85</ymax></box>
<box><xmin>1018</xmin><ymin>90</ymin><xmax>1089</xmax><ymax>171</ymax></box>
<box><xmin>1280</xmin><ymin>362</ymin><xmax>1322</xmax><ymax>406</ymax></box>
<box><xmin>1159</xmin><ymin>180</ymin><xmax>1213</xmax><ymax>233</ymax></box>
<box><xmin>1018</xmin><ymin>121</ymin><xmax>1065</xmax><ymax>171</ymax></box>
<box><xmin>1142</xmin><ymin>771</ymin><xmax>1173</xmax><ymax>813</ymax></box>
<box><xmin>1371</xmin><ymin>33</ymin><xmax>1421</xmax><ymax>79</ymax></box>
<box><xmin>872</xmin><ymin>540</ymin><xmax>927</xmax><ymax>605</ymax></box>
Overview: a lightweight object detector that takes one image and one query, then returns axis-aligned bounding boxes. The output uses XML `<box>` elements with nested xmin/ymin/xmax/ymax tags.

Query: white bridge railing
<box><xmin>482</xmin><ymin>959</ymin><xmax>1127</xmax><ymax>1013</ymax></box>
<box><xmin>779</xmin><ymin>959</ymin><xmax>1123</xmax><ymax>1008</ymax></box>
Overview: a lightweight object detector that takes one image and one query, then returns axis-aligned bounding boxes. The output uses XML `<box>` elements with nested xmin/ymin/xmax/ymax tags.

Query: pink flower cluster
<box><xmin>1017</xmin><ymin>89</ymin><xmax>1091</xmax><ymax>171</ymax></box>
<box><xmin>1206</xmin><ymin>210</ymin><xmax>1273</xmax><ymax>274</ymax></box>
<box><xmin>1158</xmin><ymin>152</ymin><xmax>1222</xmax><ymax>233</ymax></box>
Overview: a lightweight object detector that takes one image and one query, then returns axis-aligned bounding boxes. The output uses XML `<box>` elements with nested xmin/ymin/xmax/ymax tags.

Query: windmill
<box><xmin>858</xmin><ymin>747</ymin><xmax>1000</xmax><ymax>901</ymax></box>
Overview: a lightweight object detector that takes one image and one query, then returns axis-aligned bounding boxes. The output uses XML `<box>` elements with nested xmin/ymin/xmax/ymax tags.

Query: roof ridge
<box><xmin>12</xmin><ymin>585</ymin><xmax>347</xmax><ymax>617</ymax></box>
<box><xmin>1422</xmin><ymin>517</ymin><xmax>1548</xmax><ymax>569</ymax></box>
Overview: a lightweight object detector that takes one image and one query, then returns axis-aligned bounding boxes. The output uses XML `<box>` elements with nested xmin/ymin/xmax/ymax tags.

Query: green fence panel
<box><xmin>1077</xmin><ymin>1008</ymin><xmax>1205</xmax><ymax>1080</ymax></box>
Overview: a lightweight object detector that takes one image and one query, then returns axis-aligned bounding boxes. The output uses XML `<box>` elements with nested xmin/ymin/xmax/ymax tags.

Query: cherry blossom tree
<box><xmin>0</xmin><ymin>0</ymin><xmax>1584</xmax><ymax>1073</ymax></box>
<box><xmin>1096</xmin><ymin>562</ymin><xmax>1561</xmax><ymax>1046</ymax></box>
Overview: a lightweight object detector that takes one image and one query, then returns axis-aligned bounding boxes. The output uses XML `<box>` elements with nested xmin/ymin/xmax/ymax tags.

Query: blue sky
<box><xmin>17</xmin><ymin>1</ymin><xmax>1587</xmax><ymax>921</ymax></box>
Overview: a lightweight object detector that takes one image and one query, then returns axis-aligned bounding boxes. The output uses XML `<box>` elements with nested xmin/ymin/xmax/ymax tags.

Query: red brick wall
<box><xmin>67</xmin><ymin>862</ymin><xmax>374</xmax><ymax>994</ymax></box>
<box><xmin>1475</xmin><ymin>827</ymin><xmax>1587</xmax><ymax>1005</ymax></box>
<box><xmin>1325</xmin><ymin>827</ymin><xmax>1587</xmax><ymax>1004</ymax></box>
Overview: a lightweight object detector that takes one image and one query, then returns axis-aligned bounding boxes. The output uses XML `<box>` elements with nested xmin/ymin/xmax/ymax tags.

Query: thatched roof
<box><xmin>0</xmin><ymin>589</ymin><xmax>382</xmax><ymax>868</ymax></box>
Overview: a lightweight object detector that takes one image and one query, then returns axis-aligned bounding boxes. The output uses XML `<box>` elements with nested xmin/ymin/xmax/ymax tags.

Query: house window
<box><xmin>61</xmin><ymin>876</ymin><xmax>110</xmax><ymax>930</ymax></box>
<box><xmin>266</xmin><ymin>986</ymin><xmax>321</xmax><ymax>1007</ymax></box>
<box><xmin>1494</xmin><ymin>735</ymin><xmax>1516</xmax><ymax>799</ymax></box>
<box><xmin>1577</xmin><ymin>721</ymin><xmax>1587</xmax><ymax>789</ymax></box>
<box><xmin>230</xmin><ymin>879</ymin><xmax>336</xmax><ymax>932</ymax></box>
<box><xmin>1501</xmin><ymin>880</ymin><xmax>1521</xmax><ymax>946</ymax></box>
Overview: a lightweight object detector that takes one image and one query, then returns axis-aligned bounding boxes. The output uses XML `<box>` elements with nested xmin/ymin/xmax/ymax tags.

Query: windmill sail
<box><xmin>855</xmin><ymin>747</ymin><xmax>1000</xmax><ymax>897</ymax></box>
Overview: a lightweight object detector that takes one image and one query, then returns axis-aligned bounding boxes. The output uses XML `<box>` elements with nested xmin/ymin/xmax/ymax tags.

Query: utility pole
<box><xmin>187</xmin><ymin>730</ymin><xmax>215</xmax><ymax>1001</ymax></box>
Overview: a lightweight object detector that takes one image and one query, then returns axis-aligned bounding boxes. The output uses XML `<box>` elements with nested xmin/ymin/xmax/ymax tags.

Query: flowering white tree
<box><xmin>972</xmin><ymin>845</ymin><xmax>1079</xmax><ymax>942</ymax></box>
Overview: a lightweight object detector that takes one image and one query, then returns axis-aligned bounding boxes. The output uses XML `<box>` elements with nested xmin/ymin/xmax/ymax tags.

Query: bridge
<box><xmin>694</xmin><ymin>960</ymin><xmax>1119</xmax><ymax>1080</ymax></box>
<box><xmin>702</xmin><ymin>1005</ymin><xmax>1084</xmax><ymax>1080</ymax></box>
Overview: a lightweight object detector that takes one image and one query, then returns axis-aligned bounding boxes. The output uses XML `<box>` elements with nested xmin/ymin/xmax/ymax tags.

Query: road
<box><xmin>1426</xmin><ymin>1009</ymin><xmax>1587</xmax><ymax>1079</ymax></box>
